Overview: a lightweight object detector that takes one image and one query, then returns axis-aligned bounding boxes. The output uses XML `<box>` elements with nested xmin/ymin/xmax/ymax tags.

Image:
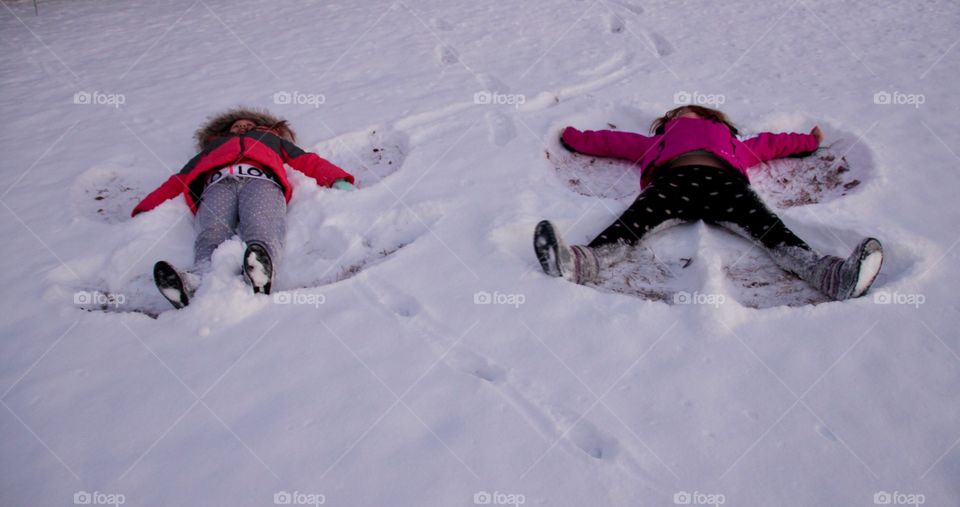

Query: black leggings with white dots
<box><xmin>587</xmin><ymin>165</ymin><xmax>810</xmax><ymax>251</ymax></box>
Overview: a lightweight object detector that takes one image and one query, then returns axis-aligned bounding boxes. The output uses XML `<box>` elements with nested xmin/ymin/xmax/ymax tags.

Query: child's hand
<box><xmin>332</xmin><ymin>178</ymin><xmax>355</xmax><ymax>191</ymax></box>
<box><xmin>810</xmin><ymin>125</ymin><xmax>824</xmax><ymax>144</ymax></box>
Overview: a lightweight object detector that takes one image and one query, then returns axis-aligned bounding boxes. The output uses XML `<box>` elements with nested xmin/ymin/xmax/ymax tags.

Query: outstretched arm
<box><xmin>560</xmin><ymin>127</ymin><xmax>655</xmax><ymax>162</ymax></box>
<box><xmin>280</xmin><ymin>138</ymin><xmax>355</xmax><ymax>187</ymax></box>
<box><xmin>131</xmin><ymin>174</ymin><xmax>186</xmax><ymax>216</ymax></box>
<box><xmin>131</xmin><ymin>152</ymin><xmax>204</xmax><ymax>216</ymax></box>
<box><xmin>741</xmin><ymin>126</ymin><xmax>821</xmax><ymax>166</ymax></box>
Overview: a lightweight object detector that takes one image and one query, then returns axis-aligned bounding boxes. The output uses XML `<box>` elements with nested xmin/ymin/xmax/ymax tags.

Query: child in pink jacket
<box><xmin>534</xmin><ymin>105</ymin><xmax>883</xmax><ymax>300</ymax></box>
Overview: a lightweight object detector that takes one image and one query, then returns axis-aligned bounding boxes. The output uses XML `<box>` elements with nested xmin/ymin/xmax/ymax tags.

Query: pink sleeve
<box><xmin>561</xmin><ymin>127</ymin><xmax>655</xmax><ymax>162</ymax></box>
<box><xmin>741</xmin><ymin>132</ymin><xmax>819</xmax><ymax>166</ymax></box>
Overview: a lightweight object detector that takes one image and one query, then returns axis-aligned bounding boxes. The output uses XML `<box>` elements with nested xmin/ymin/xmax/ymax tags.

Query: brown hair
<box><xmin>194</xmin><ymin>107</ymin><xmax>298</xmax><ymax>150</ymax></box>
<box><xmin>650</xmin><ymin>105</ymin><xmax>738</xmax><ymax>136</ymax></box>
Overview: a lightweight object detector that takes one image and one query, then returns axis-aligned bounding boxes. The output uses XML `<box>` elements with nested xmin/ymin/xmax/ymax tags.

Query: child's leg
<box><xmin>698</xmin><ymin>168</ymin><xmax>817</xmax><ymax>262</ymax></box>
<box><xmin>537</xmin><ymin>169</ymin><xmax>698</xmax><ymax>284</ymax></box>
<box><xmin>703</xmin><ymin>169</ymin><xmax>881</xmax><ymax>299</ymax></box>
<box><xmin>194</xmin><ymin>178</ymin><xmax>240</xmax><ymax>268</ymax></box>
<box><xmin>237</xmin><ymin>179</ymin><xmax>287</xmax><ymax>265</ymax></box>
<box><xmin>587</xmin><ymin>167</ymin><xmax>700</xmax><ymax>250</ymax></box>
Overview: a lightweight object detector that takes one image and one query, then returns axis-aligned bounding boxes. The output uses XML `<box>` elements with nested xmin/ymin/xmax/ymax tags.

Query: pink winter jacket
<box><xmin>560</xmin><ymin>117</ymin><xmax>819</xmax><ymax>188</ymax></box>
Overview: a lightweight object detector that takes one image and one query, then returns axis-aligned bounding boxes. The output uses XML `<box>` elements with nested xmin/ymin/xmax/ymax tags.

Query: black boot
<box><xmin>243</xmin><ymin>243</ymin><xmax>274</xmax><ymax>295</ymax></box>
<box><xmin>533</xmin><ymin>220</ymin><xmax>601</xmax><ymax>284</ymax></box>
<box><xmin>153</xmin><ymin>261</ymin><xmax>192</xmax><ymax>309</ymax></box>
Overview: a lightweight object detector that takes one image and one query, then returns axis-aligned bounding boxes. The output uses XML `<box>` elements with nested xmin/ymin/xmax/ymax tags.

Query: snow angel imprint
<box><xmin>534</xmin><ymin>105</ymin><xmax>883</xmax><ymax>301</ymax></box>
<box><xmin>131</xmin><ymin>107</ymin><xmax>356</xmax><ymax>309</ymax></box>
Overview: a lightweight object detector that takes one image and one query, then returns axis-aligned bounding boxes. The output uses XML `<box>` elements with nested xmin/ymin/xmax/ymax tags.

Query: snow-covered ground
<box><xmin>2</xmin><ymin>0</ymin><xmax>959</xmax><ymax>505</ymax></box>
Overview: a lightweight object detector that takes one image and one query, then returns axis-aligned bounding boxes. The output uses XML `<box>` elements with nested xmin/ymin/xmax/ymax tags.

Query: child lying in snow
<box><xmin>131</xmin><ymin>107</ymin><xmax>355</xmax><ymax>309</ymax></box>
<box><xmin>534</xmin><ymin>105</ymin><xmax>883</xmax><ymax>301</ymax></box>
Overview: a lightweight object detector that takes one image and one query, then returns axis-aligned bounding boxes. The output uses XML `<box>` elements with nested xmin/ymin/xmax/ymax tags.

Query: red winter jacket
<box><xmin>561</xmin><ymin>117</ymin><xmax>819</xmax><ymax>188</ymax></box>
<box><xmin>131</xmin><ymin>128</ymin><xmax>354</xmax><ymax>216</ymax></box>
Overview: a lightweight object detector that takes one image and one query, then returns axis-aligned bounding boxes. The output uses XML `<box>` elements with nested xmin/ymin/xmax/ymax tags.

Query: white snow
<box><xmin>855</xmin><ymin>249</ymin><xmax>884</xmax><ymax>297</ymax></box>
<box><xmin>2</xmin><ymin>0</ymin><xmax>959</xmax><ymax>506</ymax></box>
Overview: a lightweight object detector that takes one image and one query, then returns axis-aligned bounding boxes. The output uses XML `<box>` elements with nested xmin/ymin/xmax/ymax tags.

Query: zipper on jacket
<box><xmin>233</xmin><ymin>134</ymin><xmax>246</xmax><ymax>165</ymax></box>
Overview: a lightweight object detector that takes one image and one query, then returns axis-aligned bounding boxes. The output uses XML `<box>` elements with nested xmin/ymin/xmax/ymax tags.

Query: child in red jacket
<box><xmin>133</xmin><ymin>107</ymin><xmax>355</xmax><ymax>308</ymax></box>
<box><xmin>534</xmin><ymin>105</ymin><xmax>882</xmax><ymax>301</ymax></box>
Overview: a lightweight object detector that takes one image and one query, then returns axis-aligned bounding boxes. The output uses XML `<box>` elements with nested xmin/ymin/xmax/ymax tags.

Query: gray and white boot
<box><xmin>534</xmin><ymin>220</ymin><xmax>620</xmax><ymax>284</ymax></box>
<box><xmin>773</xmin><ymin>238</ymin><xmax>883</xmax><ymax>300</ymax></box>
<box><xmin>153</xmin><ymin>261</ymin><xmax>202</xmax><ymax>309</ymax></box>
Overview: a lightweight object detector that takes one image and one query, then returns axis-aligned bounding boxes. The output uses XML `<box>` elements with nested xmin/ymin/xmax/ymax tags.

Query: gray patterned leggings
<box><xmin>194</xmin><ymin>177</ymin><xmax>287</xmax><ymax>270</ymax></box>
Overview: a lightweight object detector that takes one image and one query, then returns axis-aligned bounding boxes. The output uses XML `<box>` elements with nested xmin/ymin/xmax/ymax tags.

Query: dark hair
<box><xmin>650</xmin><ymin>105</ymin><xmax>739</xmax><ymax>136</ymax></box>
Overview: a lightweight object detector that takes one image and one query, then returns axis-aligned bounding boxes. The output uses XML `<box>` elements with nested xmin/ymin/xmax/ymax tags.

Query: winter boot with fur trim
<box><xmin>774</xmin><ymin>238</ymin><xmax>883</xmax><ymax>301</ymax></box>
<box><xmin>534</xmin><ymin>220</ymin><xmax>616</xmax><ymax>284</ymax></box>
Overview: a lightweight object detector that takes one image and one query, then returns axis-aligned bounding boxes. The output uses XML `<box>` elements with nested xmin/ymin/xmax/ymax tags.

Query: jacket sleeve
<box><xmin>131</xmin><ymin>174</ymin><xmax>187</xmax><ymax>216</ymax></box>
<box><xmin>280</xmin><ymin>138</ymin><xmax>354</xmax><ymax>187</ymax></box>
<box><xmin>560</xmin><ymin>127</ymin><xmax>655</xmax><ymax>162</ymax></box>
<box><xmin>740</xmin><ymin>132</ymin><xmax>819</xmax><ymax>167</ymax></box>
<box><xmin>131</xmin><ymin>151</ymin><xmax>208</xmax><ymax>216</ymax></box>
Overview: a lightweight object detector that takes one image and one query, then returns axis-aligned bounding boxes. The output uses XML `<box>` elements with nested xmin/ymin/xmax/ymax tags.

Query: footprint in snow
<box><xmin>435</xmin><ymin>44</ymin><xmax>459</xmax><ymax>65</ymax></box>
<box><xmin>430</xmin><ymin>17</ymin><xmax>453</xmax><ymax>31</ymax></box>
<box><xmin>642</xmin><ymin>30</ymin><xmax>674</xmax><ymax>57</ymax></box>
<box><xmin>485</xmin><ymin>111</ymin><xmax>517</xmax><ymax>147</ymax></box>
<box><xmin>604</xmin><ymin>13</ymin><xmax>626</xmax><ymax>34</ymax></box>
<box><xmin>815</xmin><ymin>423</ymin><xmax>839</xmax><ymax>442</ymax></box>
<box><xmin>562</xmin><ymin>411</ymin><xmax>620</xmax><ymax>460</ymax></box>
<box><xmin>445</xmin><ymin>349</ymin><xmax>507</xmax><ymax>383</ymax></box>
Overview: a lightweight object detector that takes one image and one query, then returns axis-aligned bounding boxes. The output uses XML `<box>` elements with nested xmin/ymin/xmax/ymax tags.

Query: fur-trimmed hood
<box><xmin>194</xmin><ymin>107</ymin><xmax>297</xmax><ymax>150</ymax></box>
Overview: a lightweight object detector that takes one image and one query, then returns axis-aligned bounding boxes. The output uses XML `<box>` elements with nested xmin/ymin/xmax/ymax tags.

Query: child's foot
<box><xmin>846</xmin><ymin>238</ymin><xmax>883</xmax><ymax>299</ymax></box>
<box><xmin>811</xmin><ymin>238</ymin><xmax>883</xmax><ymax>300</ymax></box>
<box><xmin>153</xmin><ymin>261</ymin><xmax>191</xmax><ymax>309</ymax></box>
<box><xmin>243</xmin><ymin>243</ymin><xmax>273</xmax><ymax>295</ymax></box>
<box><xmin>533</xmin><ymin>220</ymin><xmax>599</xmax><ymax>284</ymax></box>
